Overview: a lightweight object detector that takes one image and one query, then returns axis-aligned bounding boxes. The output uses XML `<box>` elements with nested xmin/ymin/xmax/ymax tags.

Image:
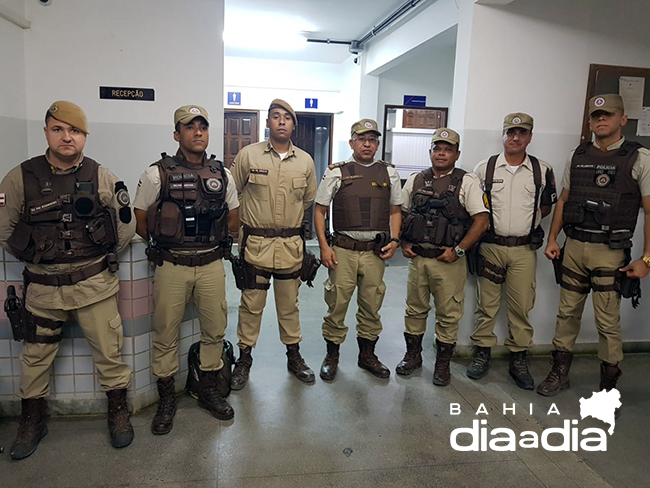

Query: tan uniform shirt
<box><xmin>0</xmin><ymin>151</ymin><xmax>136</xmax><ymax>310</ymax></box>
<box><xmin>474</xmin><ymin>153</ymin><xmax>556</xmax><ymax>237</ymax></box>
<box><xmin>315</xmin><ymin>156</ymin><xmax>403</xmax><ymax>241</ymax></box>
<box><xmin>232</xmin><ymin>140</ymin><xmax>317</xmax><ymax>269</ymax></box>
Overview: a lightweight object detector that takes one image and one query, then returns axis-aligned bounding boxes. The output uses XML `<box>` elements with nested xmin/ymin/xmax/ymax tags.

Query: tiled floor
<box><xmin>0</xmin><ymin>264</ymin><xmax>648</xmax><ymax>488</ymax></box>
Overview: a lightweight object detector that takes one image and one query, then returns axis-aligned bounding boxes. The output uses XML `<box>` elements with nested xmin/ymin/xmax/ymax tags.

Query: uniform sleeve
<box><xmin>224</xmin><ymin>167</ymin><xmax>240</xmax><ymax>210</ymax></box>
<box><xmin>231</xmin><ymin>148</ymin><xmax>249</xmax><ymax>193</ymax></box>
<box><xmin>388</xmin><ymin>166</ymin><xmax>404</xmax><ymax>206</ymax></box>
<box><xmin>460</xmin><ymin>173</ymin><xmax>489</xmax><ymax>216</ymax></box>
<box><xmin>401</xmin><ymin>173</ymin><xmax>416</xmax><ymax>212</ymax></box>
<box><xmin>315</xmin><ymin>168</ymin><xmax>341</xmax><ymax>206</ymax></box>
<box><xmin>132</xmin><ymin>165</ymin><xmax>161</xmax><ymax>211</ymax></box>
<box><xmin>303</xmin><ymin>157</ymin><xmax>317</xmax><ymax>208</ymax></box>
<box><xmin>632</xmin><ymin>148</ymin><xmax>650</xmax><ymax>197</ymax></box>
<box><xmin>541</xmin><ymin>165</ymin><xmax>558</xmax><ymax>205</ymax></box>
<box><xmin>0</xmin><ymin>166</ymin><xmax>25</xmax><ymax>254</ymax></box>
<box><xmin>560</xmin><ymin>150</ymin><xmax>574</xmax><ymax>191</ymax></box>
<box><xmin>99</xmin><ymin>167</ymin><xmax>136</xmax><ymax>253</ymax></box>
<box><xmin>472</xmin><ymin>160</ymin><xmax>488</xmax><ymax>187</ymax></box>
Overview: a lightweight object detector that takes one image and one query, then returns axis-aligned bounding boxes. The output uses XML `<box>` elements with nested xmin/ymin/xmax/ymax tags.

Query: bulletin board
<box><xmin>582</xmin><ymin>64</ymin><xmax>650</xmax><ymax>147</ymax></box>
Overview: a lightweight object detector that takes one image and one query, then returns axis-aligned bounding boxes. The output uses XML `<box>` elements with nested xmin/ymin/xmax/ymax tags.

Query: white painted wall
<box><xmin>20</xmin><ymin>0</ymin><xmax>224</xmax><ymax>192</ymax></box>
<box><xmin>224</xmin><ymin>55</ymin><xmax>362</xmax><ymax>163</ymax></box>
<box><xmin>453</xmin><ymin>0</ymin><xmax>650</xmax><ymax>346</ymax></box>
<box><xmin>0</xmin><ymin>0</ymin><xmax>28</xmax><ymax>166</ymax></box>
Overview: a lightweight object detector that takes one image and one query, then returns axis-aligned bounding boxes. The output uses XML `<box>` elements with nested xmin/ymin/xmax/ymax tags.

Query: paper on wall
<box><xmin>619</xmin><ymin>76</ymin><xmax>644</xmax><ymax>119</ymax></box>
<box><xmin>637</xmin><ymin>107</ymin><xmax>650</xmax><ymax>137</ymax></box>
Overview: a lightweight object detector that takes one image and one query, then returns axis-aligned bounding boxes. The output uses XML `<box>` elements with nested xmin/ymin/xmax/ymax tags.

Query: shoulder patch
<box><xmin>483</xmin><ymin>193</ymin><xmax>490</xmax><ymax>209</ymax></box>
<box><xmin>0</xmin><ymin>193</ymin><xmax>5</xmax><ymax>206</ymax></box>
<box><xmin>328</xmin><ymin>161</ymin><xmax>347</xmax><ymax>170</ymax></box>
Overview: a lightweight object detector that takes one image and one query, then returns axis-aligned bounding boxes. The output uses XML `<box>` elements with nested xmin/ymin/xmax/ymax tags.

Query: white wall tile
<box><xmin>55</xmin><ymin>375</ymin><xmax>74</xmax><ymax>393</ymax></box>
<box><xmin>0</xmin><ymin>377</ymin><xmax>13</xmax><ymax>395</ymax></box>
<box><xmin>58</xmin><ymin>339</ymin><xmax>73</xmax><ymax>356</ymax></box>
<box><xmin>132</xmin><ymin>241</ymin><xmax>147</xmax><ymax>261</ymax></box>
<box><xmin>74</xmin><ymin>356</ymin><xmax>95</xmax><ymax>374</ymax></box>
<box><xmin>0</xmin><ymin>340</ymin><xmax>11</xmax><ymax>358</ymax></box>
<box><xmin>135</xmin><ymin>368</ymin><xmax>151</xmax><ymax>389</ymax></box>
<box><xmin>0</xmin><ymin>358</ymin><xmax>12</xmax><ymax>377</ymax></box>
<box><xmin>134</xmin><ymin>333</ymin><xmax>149</xmax><ymax>354</ymax></box>
<box><xmin>54</xmin><ymin>356</ymin><xmax>74</xmax><ymax>375</ymax></box>
<box><xmin>134</xmin><ymin>351</ymin><xmax>149</xmax><ymax>372</ymax></box>
<box><xmin>181</xmin><ymin>320</ymin><xmax>193</xmax><ymax>339</ymax></box>
<box><xmin>122</xmin><ymin>337</ymin><xmax>133</xmax><ymax>355</ymax></box>
<box><xmin>5</xmin><ymin>262</ymin><xmax>24</xmax><ymax>280</ymax></box>
<box><xmin>132</xmin><ymin>260</ymin><xmax>150</xmax><ymax>281</ymax></box>
<box><xmin>75</xmin><ymin>374</ymin><xmax>95</xmax><ymax>392</ymax></box>
<box><xmin>73</xmin><ymin>338</ymin><xmax>91</xmax><ymax>356</ymax></box>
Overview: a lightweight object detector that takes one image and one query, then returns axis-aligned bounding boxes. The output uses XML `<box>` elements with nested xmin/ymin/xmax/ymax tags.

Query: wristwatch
<box><xmin>454</xmin><ymin>246</ymin><xmax>466</xmax><ymax>257</ymax></box>
<box><xmin>642</xmin><ymin>256</ymin><xmax>650</xmax><ymax>268</ymax></box>
<box><xmin>390</xmin><ymin>238</ymin><xmax>401</xmax><ymax>246</ymax></box>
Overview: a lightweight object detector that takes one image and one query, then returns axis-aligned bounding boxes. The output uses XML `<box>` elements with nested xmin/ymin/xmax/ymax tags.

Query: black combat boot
<box><xmin>537</xmin><ymin>351</ymin><xmax>573</xmax><ymax>396</ymax></box>
<box><xmin>509</xmin><ymin>350</ymin><xmax>534</xmax><ymax>390</ymax></box>
<box><xmin>466</xmin><ymin>346</ymin><xmax>491</xmax><ymax>380</ymax></box>
<box><xmin>286</xmin><ymin>343</ymin><xmax>316</xmax><ymax>383</ymax></box>
<box><xmin>106</xmin><ymin>389</ymin><xmax>134</xmax><ymax>448</ymax></box>
<box><xmin>151</xmin><ymin>377</ymin><xmax>177</xmax><ymax>435</ymax></box>
<box><xmin>600</xmin><ymin>362</ymin><xmax>622</xmax><ymax>391</ymax></box>
<box><xmin>600</xmin><ymin>362</ymin><xmax>623</xmax><ymax>418</ymax></box>
<box><xmin>357</xmin><ymin>337</ymin><xmax>390</xmax><ymax>378</ymax></box>
<box><xmin>10</xmin><ymin>398</ymin><xmax>48</xmax><ymax>460</ymax></box>
<box><xmin>231</xmin><ymin>346</ymin><xmax>253</xmax><ymax>391</ymax></box>
<box><xmin>433</xmin><ymin>340</ymin><xmax>455</xmax><ymax>386</ymax></box>
<box><xmin>198</xmin><ymin>370</ymin><xmax>235</xmax><ymax>420</ymax></box>
<box><xmin>395</xmin><ymin>333</ymin><xmax>423</xmax><ymax>375</ymax></box>
<box><xmin>320</xmin><ymin>339</ymin><xmax>340</xmax><ymax>381</ymax></box>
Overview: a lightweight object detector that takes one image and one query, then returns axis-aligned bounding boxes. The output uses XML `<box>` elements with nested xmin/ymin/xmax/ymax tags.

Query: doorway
<box><xmin>224</xmin><ymin>110</ymin><xmax>259</xmax><ymax>168</ymax></box>
<box><xmin>291</xmin><ymin>112</ymin><xmax>333</xmax><ymax>181</ymax></box>
<box><xmin>382</xmin><ymin>105</ymin><xmax>448</xmax><ymax>179</ymax></box>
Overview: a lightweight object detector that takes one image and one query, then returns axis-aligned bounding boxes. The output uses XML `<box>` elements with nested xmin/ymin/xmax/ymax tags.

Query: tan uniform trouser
<box><xmin>404</xmin><ymin>255</ymin><xmax>466</xmax><ymax>344</ymax></box>
<box><xmin>322</xmin><ymin>246</ymin><xmax>387</xmax><ymax>344</ymax></box>
<box><xmin>20</xmin><ymin>294</ymin><xmax>130</xmax><ymax>399</ymax></box>
<box><xmin>472</xmin><ymin>243</ymin><xmax>537</xmax><ymax>352</ymax></box>
<box><xmin>237</xmin><ymin>262</ymin><xmax>302</xmax><ymax>348</ymax></box>
<box><xmin>152</xmin><ymin>259</ymin><xmax>227</xmax><ymax>377</ymax></box>
<box><xmin>553</xmin><ymin>237</ymin><xmax>625</xmax><ymax>364</ymax></box>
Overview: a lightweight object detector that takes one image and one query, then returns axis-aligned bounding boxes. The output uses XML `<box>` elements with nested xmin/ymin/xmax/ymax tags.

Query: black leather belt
<box><xmin>332</xmin><ymin>234</ymin><xmax>375</xmax><ymax>252</ymax></box>
<box><xmin>483</xmin><ymin>233</ymin><xmax>531</xmax><ymax>247</ymax></box>
<box><xmin>24</xmin><ymin>259</ymin><xmax>109</xmax><ymax>286</ymax></box>
<box><xmin>159</xmin><ymin>247</ymin><xmax>224</xmax><ymax>267</ymax></box>
<box><xmin>412</xmin><ymin>246</ymin><xmax>444</xmax><ymax>258</ymax></box>
<box><xmin>245</xmin><ymin>226</ymin><xmax>301</xmax><ymax>238</ymax></box>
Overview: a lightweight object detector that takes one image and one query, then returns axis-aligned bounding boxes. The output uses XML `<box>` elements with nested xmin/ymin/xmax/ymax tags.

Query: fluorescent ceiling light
<box><xmin>224</xmin><ymin>9</ymin><xmax>312</xmax><ymax>51</ymax></box>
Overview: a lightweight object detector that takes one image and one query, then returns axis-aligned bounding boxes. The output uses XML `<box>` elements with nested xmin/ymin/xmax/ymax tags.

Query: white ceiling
<box><xmin>224</xmin><ymin>0</ymin><xmax>429</xmax><ymax>63</ymax></box>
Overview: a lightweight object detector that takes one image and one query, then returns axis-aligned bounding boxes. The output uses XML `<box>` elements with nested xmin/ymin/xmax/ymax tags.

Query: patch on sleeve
<box><xmin>482</xmin><ymin>193</ymin><xmax>490</xmax><ymax>209</ymax></box>
<box><xmin>137</xmin><ymin>179</ymin><xmax>143</xmax><ymax>188</ymax></box>
<box><xmin>0</xmin><ymin>193</ymin><xmax>5</xmax><ymax>206</ymax></box>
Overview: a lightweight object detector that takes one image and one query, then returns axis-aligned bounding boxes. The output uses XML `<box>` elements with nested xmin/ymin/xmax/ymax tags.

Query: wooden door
<box><xmin>224</xmin><ymin>111</ymin><xmax>258</xmax><ymax>168</ymax></box>
<box><xmin>402</xmin><ymin>109</ymin><xmax>447</xmax><ymax>129</ymax></box>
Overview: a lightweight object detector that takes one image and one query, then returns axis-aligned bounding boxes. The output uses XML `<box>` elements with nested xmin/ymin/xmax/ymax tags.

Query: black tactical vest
<box><xmin>331</xmin><ymin>161</ymin><xmax>391</xmax><ymax>232</ymax></box>
<box><xmin>564</xmin><ymin>141</ymin><xmax>642</xmax><ymax>237</ymax></box>
<box><xmin>401</xmin><ymin>167</ymin><xmax>472</xmax><ymax>246</ymax></box>
<box><xmin>146</xmin><ymin>152</ymin><xmax>229</xmax><ymax>249</ymax></box>
<box><xmin>7</xmin><ymin>156</ymin><xmax>117</xmax><ymax>264</ymax></box>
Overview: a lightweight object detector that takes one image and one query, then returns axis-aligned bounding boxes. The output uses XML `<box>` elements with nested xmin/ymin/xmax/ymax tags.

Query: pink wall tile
<box><xmin>132</xmin><ymin>297</ymin><xmax>149</xmax><ymax>318</ymax></box>
<box><xmin>118</xmin><ymin>299</ymin><xmax>133</xmax><ymax>319</ymax></box>
<box><xmin>132</xmin><ymin>279</ymin><xmax>149</xmax><ymax>299</ymax></box>
<box><xmin>118</xmin><ymin>282</ymin><xmax>132</xmax><ymax>300</ymax></box>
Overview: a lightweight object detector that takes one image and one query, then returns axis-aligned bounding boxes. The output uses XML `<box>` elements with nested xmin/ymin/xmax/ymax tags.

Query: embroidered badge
<box><xmin>512</xmin><ymin>116</ymin><xmax>522</xmax><ymax>124</ymax></box>
<box><xmin>483</xmin><ymin>193</ymin><xmax>490</xmax><ymax>209</ymax></box>
<box><xmin>189</xmin><ymin>107</ymin><xmax>201</xmax><ymax>115</ymax></box>
<box><xmin>364</xmin><ymin>122</ymin><xmax>373</xmax><ymax>128</ymax></box>
<box><xmin>250</xmin><ymin>168</ymin><xmax>269</xmax><ymax>175</ymax></box>
<box><xmin>595</xmin><ymin>173</ymin><xmax>611</xmax><ymax>187</ymax></box>
<box><xmin>440</xmin><ymin>130</ymin><xmax>449</xmax><ymax>138</ymax></box>
<box><xmin>205</xmin><ymin>177</ymin><xmax>222</xmax><ymax>192</ymax></box>
<box><xmin>594</xmin><ymin>97</ymin><xmax>605</xmax><ymax>107</ymax></box>
<box><xmin>48</xmin><ymin>104</ymin><xmax>58</xmax><ymax>113</ymax></box>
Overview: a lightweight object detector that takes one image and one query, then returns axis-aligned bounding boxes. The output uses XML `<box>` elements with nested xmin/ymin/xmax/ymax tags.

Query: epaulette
<box><xmin>328</xmin><ymin>161</ymin><xmax>348</xmax><ymax>170</ymax></box>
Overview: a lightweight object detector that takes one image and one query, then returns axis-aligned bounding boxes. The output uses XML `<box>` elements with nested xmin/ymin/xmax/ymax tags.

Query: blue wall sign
<box><xmin>305</xmin><ymin>98</ymin><xmax>318</xmax><ymax>109</ymax></box>
<box><xmin>403</xmin><ymin>95</ymin><xmax>426</xmax><ymax>107</ymax></box>
<box><xmin>228</xmin><ymin>92</ymin><xmax>241</xmax><ymax>105</ymax></box>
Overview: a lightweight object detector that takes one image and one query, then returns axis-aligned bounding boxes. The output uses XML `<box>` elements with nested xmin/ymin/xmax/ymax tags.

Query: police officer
<box><xmin>230</xmin><ymin>99</ymin><xmax>317</xmax><ymax>389</ymax></box>
<box><xmin>314</xmin><ymin>119</ymin><xmax>402</xmax><ymax>381</ymax></box>
<box><xmin>539</xmin><ymin>94</ymin><xmax>650</xmax><ymax>396</ymax></box>
<box><xmin>133</xmin><ymin>105</ymin><xmax>239</xmax><ymax>430</ymax></box>
<box><xmin>0</xmin><ymin>101</ymin><xmax>136</xmax><ymax>459</ymax></box>
<box><xmin>468</xmin><ymin>113</ymin><xmax>557</xmax><ymax>390</ymax></box>
<box><xmin>397</xmin><ymin>128</ymin><xmax>489</xmax><ymax>386</ymax></box>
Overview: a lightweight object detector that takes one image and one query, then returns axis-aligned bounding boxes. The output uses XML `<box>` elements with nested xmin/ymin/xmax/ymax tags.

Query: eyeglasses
<box><xmin>505</xmin><ymin>128</ymin><xmax>530</xmax><ymax>138</ymax></box>
<box><xmin>352</xmin><ymin>136</ymin><xmax>380</xmax><ymax>144</ymax></box>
